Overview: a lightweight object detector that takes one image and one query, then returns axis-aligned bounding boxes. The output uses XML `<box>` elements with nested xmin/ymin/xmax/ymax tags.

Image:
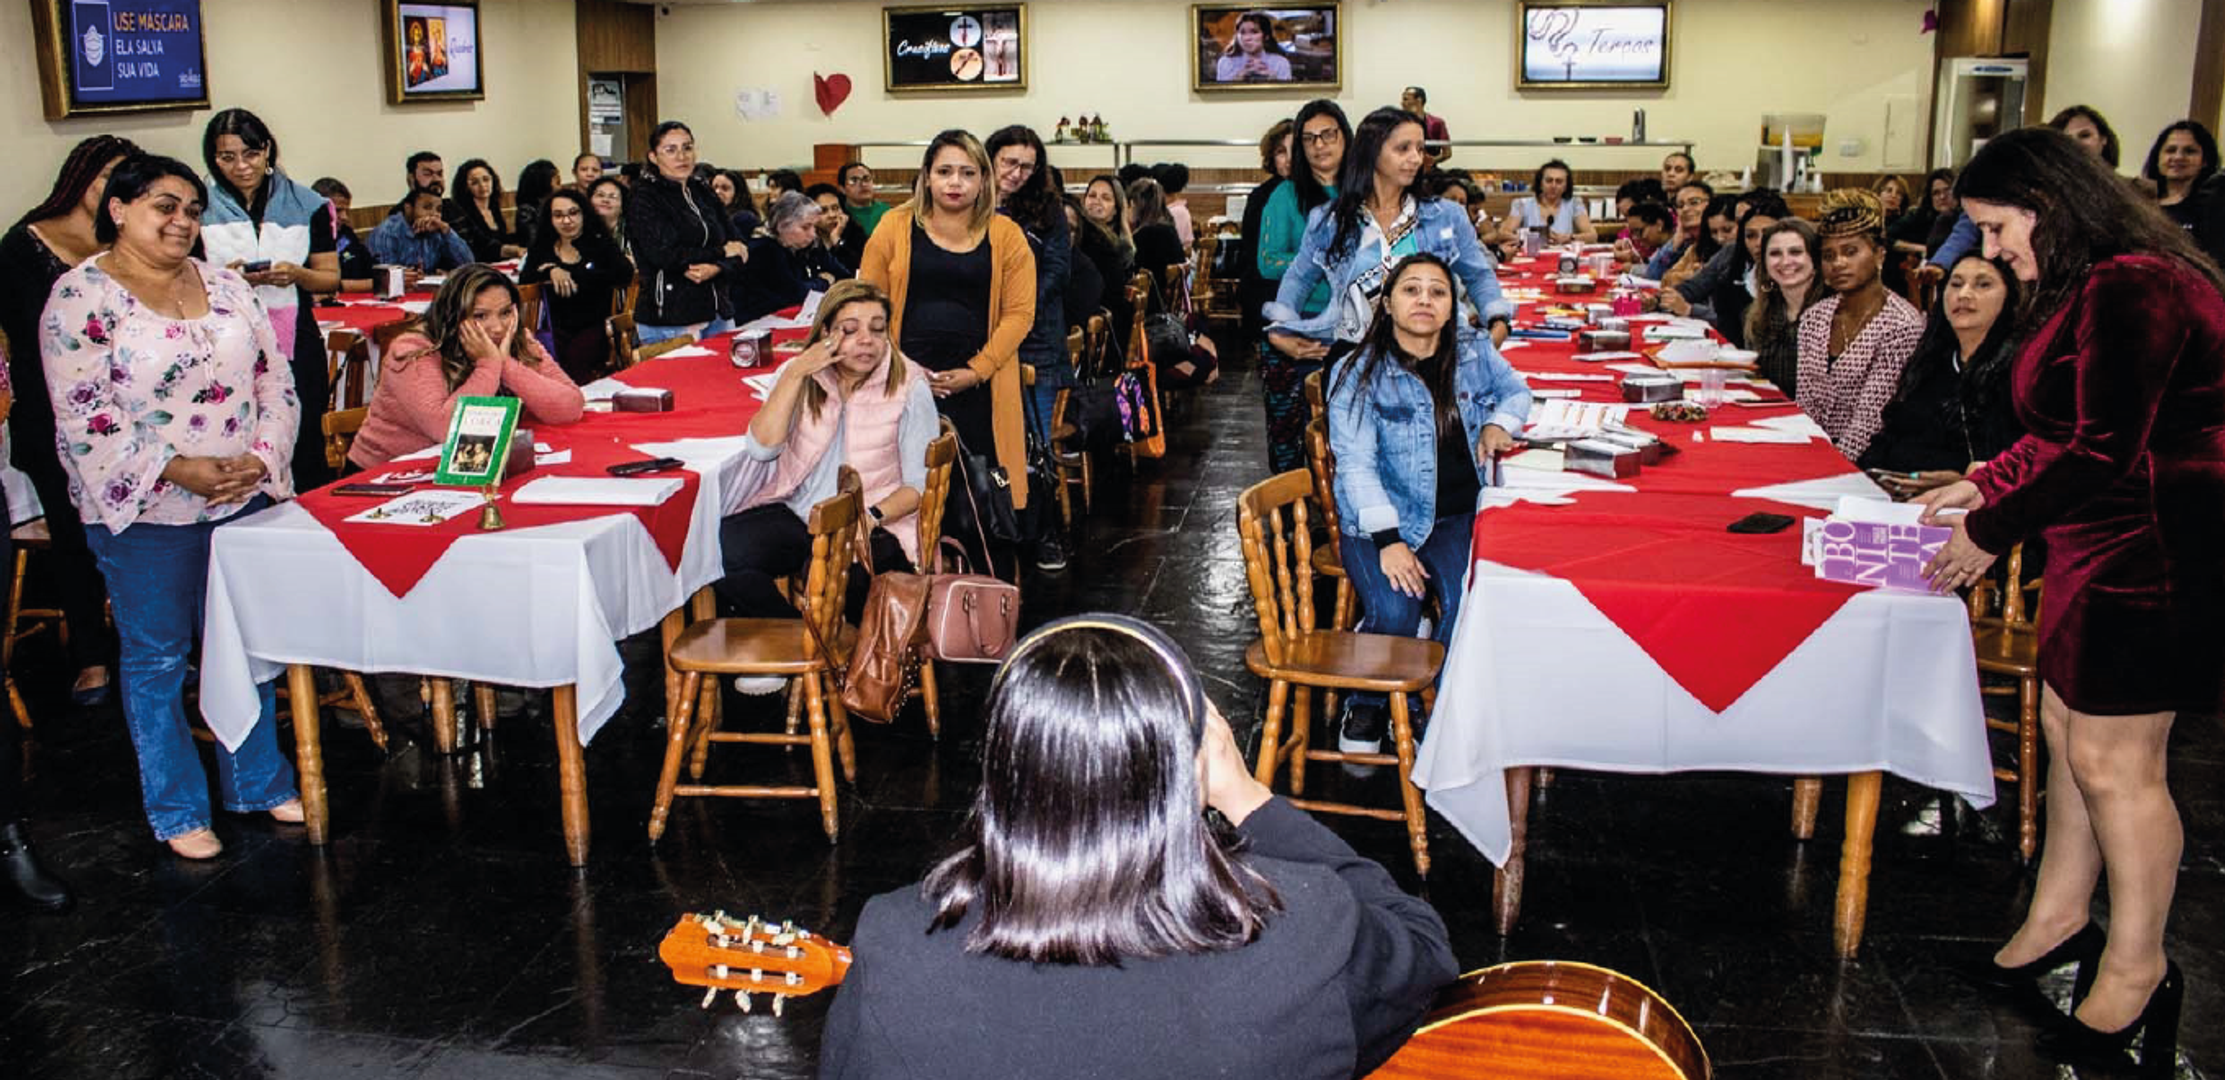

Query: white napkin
<box><xmin>511</xmin><ymin>476</ymin><xmax>684</xmax><ymax>507</ymax></box>
<box><xmin>649</xmin><ymin>345</ymin><xmax>717</xmax><ymax>359</ymax></box>
<box><xmin>1708</xmin><ymin>426</ymin><xmax>1812</xmax><ymax>444</ymax></box>
<box><xmin>1753</xmin><ymin>414</ymin><xmax>1829</xmax><ymax>439</ymax></box>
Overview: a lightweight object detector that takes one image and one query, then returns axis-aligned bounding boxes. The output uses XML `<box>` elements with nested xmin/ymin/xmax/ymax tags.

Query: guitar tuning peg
<box><xmin>772</xmin><ymin>993</ymin><xmax>786</xmax><ymax>1018</ymax></box>
<box><xmin>736</xmin><ymin>990</ymin><xmax>753</xmax><ymax>1013</ymax></box>
<box><xmin>699</xmin><ymin>986</ymin><xmax>718</xmax><ymax>1009</ymax></box>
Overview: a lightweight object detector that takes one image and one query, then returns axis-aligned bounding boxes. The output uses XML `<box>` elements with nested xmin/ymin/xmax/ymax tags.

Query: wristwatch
<box><xmin>868</xmin><ymin>505</ymin><xmax>885</xmax><ymax>523</ymax></box>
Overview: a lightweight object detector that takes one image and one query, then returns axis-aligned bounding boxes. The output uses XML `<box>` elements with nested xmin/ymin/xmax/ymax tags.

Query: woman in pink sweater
<box><xmin>348</xmin><ymin>264</ymin><xmax>585</xmax><ymax>469</ymax></box>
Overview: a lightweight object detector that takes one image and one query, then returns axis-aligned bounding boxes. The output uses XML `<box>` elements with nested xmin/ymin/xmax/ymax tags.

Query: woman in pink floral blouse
<box><xmin>39</xmin><ymin>154</ymin><xmax>302</xmax><ymax>861</ymax></box>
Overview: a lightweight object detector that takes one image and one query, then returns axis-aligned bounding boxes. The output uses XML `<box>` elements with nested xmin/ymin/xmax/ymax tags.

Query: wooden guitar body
<box><xmin>1368</xmin><ymin>961</ymin><xmax>1709</xmax><ymax>1080</ymax></box>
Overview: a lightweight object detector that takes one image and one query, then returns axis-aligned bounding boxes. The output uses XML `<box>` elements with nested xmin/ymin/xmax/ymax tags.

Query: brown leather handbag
<box><xmin>918</xmin><ymin>504</ymin><xmax>1019</xmax><ymax>665</ymax></box>
<box><xmin>837</xmin><ymin>571</ymin><xmax>930</xmax><ymax>724</ymax></box>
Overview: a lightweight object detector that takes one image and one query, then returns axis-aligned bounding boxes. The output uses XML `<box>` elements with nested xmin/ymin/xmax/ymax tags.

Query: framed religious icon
<box><xmin>435</xmin><ymin>396</ymin><xmax>521</xmax><ymax>487</ymax></box>
<box><xmin>1516</xmin><ymin>1</ymin><xmax>1671</xmax><ymax>90</ymax></box>
<box><xmin>884</xmin><ymin>4</ymin><xmax>1027</xmax><ymax>93</ymax></box>
<box><xmin>1192</xmin><ymin>5</ymin><xmax>1340</xmax><ymax>93</ymax></box>
<box><xmin>383</xmin><ymin>0</ymin><xmax>487</xmax><ymax>104</ymax></box>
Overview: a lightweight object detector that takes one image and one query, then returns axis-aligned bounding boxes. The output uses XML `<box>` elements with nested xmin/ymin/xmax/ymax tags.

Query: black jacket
<box><xmin>1004</xmin><ymin>200</ymin><xmax>1070</xmax><ymax>375</ymax></box>
<box><xmin>443</xmin><ymin>199</ymin><xmax>515</xmax><ymax>263</ymax></box>
<box><xmin>818</xmin><ymin>798</ymin><xmax>1457</xmax><ymax>1080</ymax></box>
<box><xmin>520</xmin><ymin>233</ymin><xmax>634</xmax><ymax>334</ymax></box>
<box><xmin>730</xmin><ymin>236</ymin><xmax>835</xmax><ymax>326</ymax></box>
<box><xmin>626</xmin><ymin>172</ymin><xmax>742</xmax><ymax>327</ymax></box>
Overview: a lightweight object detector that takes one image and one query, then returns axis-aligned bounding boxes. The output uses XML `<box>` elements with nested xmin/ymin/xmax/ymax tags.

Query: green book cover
<box><xmin>435</xmin><ymin>395</ymin><xmax>522</xmax><ymax>487</ymax></box>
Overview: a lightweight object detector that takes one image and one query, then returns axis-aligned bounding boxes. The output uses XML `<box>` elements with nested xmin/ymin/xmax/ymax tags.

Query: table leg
<box><xmin>1834</xmin><ymin>770</ymin><xmax>1883</xmax><ymax>959</ymax></box>
<box><xmin>1492</xmin><ymin>766</ymin><xmax>1534</xmax><ymax>936</ymax></box>
<box><xmin>285</xmin><ymin>663</ymin><xmax>330</xmax><ymax>846</ymax></box>
<box><xmin>551</xmin><ymin>685</ymin><xmax>590</xmax><ymax>866</ymax></box>
<box><xmin>1791</xmin><ymin>777</ymin><xmax>1823</xmax><ymax>840</ymax></box>
<box><xmin>428</xmin><ymin>678</ymin><xmax>458</xmax><ymax>755</ymax></box>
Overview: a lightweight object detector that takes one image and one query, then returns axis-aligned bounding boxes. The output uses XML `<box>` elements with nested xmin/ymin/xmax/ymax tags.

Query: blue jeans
<box><xmin>638</xmin><ymin>317</ymin><xmax>735</xmax><ymax>346</ymax></box>
<box><xmin>1338</xmin><ymin>513</ymin><xmax>1475</xmax><ymax>710</ymax></box>
<box><xmin>85</xmin><ymin>499</ymin><xmax>294</xmax><ymax>841</ymax></box>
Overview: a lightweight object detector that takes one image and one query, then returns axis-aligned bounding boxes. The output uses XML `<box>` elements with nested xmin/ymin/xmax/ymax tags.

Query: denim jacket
<box><xmin>1265</xmin><ymin>196</ymin><xmax>1514</xmax><ymax>344</ymax></box>
<box><xmin>1327</xmin><ymin>326</ymin><xmax>1533</xmax><ymax>548</ymax></box>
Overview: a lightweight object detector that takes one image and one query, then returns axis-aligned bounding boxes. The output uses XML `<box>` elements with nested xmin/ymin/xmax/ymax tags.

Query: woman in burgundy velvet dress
<box><xmin>1919</xmin><ymin>127</ymin><xmax>2225</xmax><ymax>1072</ymax></box>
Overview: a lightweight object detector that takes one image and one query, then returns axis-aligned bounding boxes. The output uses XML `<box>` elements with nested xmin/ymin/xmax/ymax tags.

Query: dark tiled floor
<box><xmin>3</xmin><ymin>356</ymin><xmax>2220</xmax><ymax>1079</ymax></box>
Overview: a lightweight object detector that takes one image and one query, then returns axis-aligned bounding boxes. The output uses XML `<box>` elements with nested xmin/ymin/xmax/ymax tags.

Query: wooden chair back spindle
<box><xmin>1237</xmin><ymin>470</ymin><xmax>1319</xmax><ymax>669</ymax></box>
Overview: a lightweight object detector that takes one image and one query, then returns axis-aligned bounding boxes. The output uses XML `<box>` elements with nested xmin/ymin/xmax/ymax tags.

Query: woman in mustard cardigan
<box><xmin>859</xmin><ymin>129</ymin><xmax>1037</xmax><ymax>566</ymax></box>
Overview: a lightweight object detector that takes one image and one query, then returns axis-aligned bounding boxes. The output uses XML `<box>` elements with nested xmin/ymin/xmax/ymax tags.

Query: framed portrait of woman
<box><xmin>1192</xmin><ymin>5</ymin><xmax>1340</xmax><ymax>93</ymax></box>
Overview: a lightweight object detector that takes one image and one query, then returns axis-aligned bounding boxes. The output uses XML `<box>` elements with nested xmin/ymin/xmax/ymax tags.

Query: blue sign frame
<box><xmin>32</xmin><ymin>0</ymin><xmax>212</xmax><ymax>119</ymax></box>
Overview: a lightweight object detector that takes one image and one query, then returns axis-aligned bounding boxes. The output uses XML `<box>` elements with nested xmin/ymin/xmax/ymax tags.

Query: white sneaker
<box><xmin>732</xmin><ymin>675</ymin><xmax>788</xmax><ymax>696</ymax></box>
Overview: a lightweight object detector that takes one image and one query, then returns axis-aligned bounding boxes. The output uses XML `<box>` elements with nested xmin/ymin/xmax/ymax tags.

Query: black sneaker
<box><xmin>1337</xmin><ymin>699</ymin><xmax>1386</xmax><ymax>755</ymax></box>
<box><xmin>1034</xmin><ymin>532</ymin><xmax>1069</xmax><ymax>572</ymax></box>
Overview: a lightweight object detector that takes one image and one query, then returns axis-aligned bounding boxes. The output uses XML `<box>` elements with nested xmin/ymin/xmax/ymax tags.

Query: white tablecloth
<box><xmin>199</xmin><ymin>435</ymin><xmax>768</xmax><ymax>752</ymax></box>
<box><xmin>1411</xmin><ymin>559</ymin><xmax>1996</xmax><ymax>865</ymax></box>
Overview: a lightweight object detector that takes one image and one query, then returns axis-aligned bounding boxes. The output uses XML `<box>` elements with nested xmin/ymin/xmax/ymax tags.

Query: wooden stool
<box><xmin>651</xmin><ymin>484</ymin><xmax>862</xmax><ymax>842</ymax></box>
<box><xmin>1238</xmin><ymin>471</ymin><xmax>1445</xmax><ymax>876</ymax></box>
<box><xmin>6</xmin><ymin>520</ymin><xmax>63</xmax><ymax>729</ymax></box>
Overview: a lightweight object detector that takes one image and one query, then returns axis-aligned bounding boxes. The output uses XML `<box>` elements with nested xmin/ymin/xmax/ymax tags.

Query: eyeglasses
<box><xmin>1299</xmin><ymin>130</ymin><xmax>1343</xmax><ymax>147</ymax></box>
<box><xmin>213</xmin><ymin>148</ymin><xmax>268</xmax><ymax>167</ymax></box>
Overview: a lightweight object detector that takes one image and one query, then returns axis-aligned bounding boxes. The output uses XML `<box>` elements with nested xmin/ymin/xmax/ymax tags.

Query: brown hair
<box><xmin>797</xmin><ymin>279</ymin><xmax>906</xmax><ymax>420</ymax></box>
<box><xmin>395</xmin><ymin>264</ymin><xmax>533</xmax><ymax>394</ymax></box>
<box><xmin>1745</xmin><ymin>218</ymin><xmax>1828</xmax><ymax>346</ymax></box>
<box><xmin>908</xmin><ymin>129</ymin><xmax>996</xmax><ymax>234</ymax></box>
<box><xmin>1258</xmin><ymin>118</ymin><xmax>1293</xmax><ymax>175</ymax></box>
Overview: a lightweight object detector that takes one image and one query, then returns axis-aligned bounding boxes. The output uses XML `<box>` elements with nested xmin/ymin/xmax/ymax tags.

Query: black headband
<box><xmin>989</xmin><ymin>613</ymin><xmax>1206</xmax><ymax>736</ymax></box>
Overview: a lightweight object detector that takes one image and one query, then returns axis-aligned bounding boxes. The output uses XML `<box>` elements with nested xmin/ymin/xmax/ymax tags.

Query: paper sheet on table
<box><xmin>391</xmin><ymin>445</ymin><xmax>442</xmax><ymax>462</ymax></box>
<box><xmin>1605</xmin><ymin>362</ymin><xmax>1660</xmax><ymax>376</ymax></box>
<box><xmin>1572</xmin><ymin>351</ymin><xmax>1645</xmax><ymax>363</ymax></box>
<box><xmin>1530</xmin><ymin>388</ymin><xmax>1582</xmax><ymax>399</ymax></box>
<box><xmin>1519</xmin><ymin>372</ymin><xmax>1616</xmax><ymax>382</ymax></box>
<box><xmin>1753</xmin><ymin>414</ymin><xmax>1828</xmax><ymax>438</ymax></box>
<box><xmin>1733</xmin><ymin>472</ymin><xmax>1887</xmax><ymax>510</ymax></box>
<box><xmin>648</xmin><ymin>344</ymin><xmax>717</xmax><ymax>359</ymax></box>
<box><xmin>630</xmin><ymin>436</ymin><xmax>752</xmax><ymax>469</ymax></box>
<box><xmin>1688</xmin><ymin>388</ymin><xmax>1763</xmax><ymax>403</ymax></box>
<box><xmin>396</xmin><ymin>300</ymin><xmax>431</xmax><ymax>314</ymax></box>
<box><xmin>1480</xmin><ymin>463</ymin><xmax>1637</xmax><ymax>508</ymax></box>
<box><xmin>1708</xmin><ymin>425</ymin><xmax>1813</xmax><ymax>444</ymax></box>
<box><xmin>1497</xmin><ymin>340</ymin><xmax>1529</xmax><ymax>351</ymax></box>
<box><xmin>1523</xmin><ymin>399</ymin><xmax>1630</xmax><ymax>441</ymax></box>
<box><xmin>511</xmin><ymin>476</ymin><xmax>684</xmax><ymax>507</ymax></box>
<box><xmin>1502</xmin><ymin>448</ymin><xmax>1565</xmax><ymax>472</ymax></box>
<box><xmin>578</xmin><ymin>377</ymin><xmax>627</xmax><ymax>402</ymax></box>
<box><xmin>343</xmin><ymin>490</ymin><xmax>485</xmax><ymax>526</ymax></box>
<box><xmin>742</xmin><ymin>372</ymin><xmax>780</xmax><ymax>400</ymax></box>
<box><xmin>535</xmin><ymin>449</ymin><xmax>573</xmax><ymax>466</ymax></box>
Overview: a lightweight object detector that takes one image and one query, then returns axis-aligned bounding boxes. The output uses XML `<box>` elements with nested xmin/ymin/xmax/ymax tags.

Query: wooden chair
<box><xmin>1970</xmin><ymin>543</ymin><xmax>2043</xmax><ymax>861</ymax></box>
<box><xmin>1304</xmin><ymin>368</ymin><xmax>1326</xmax><ymax>424</ymax></box>
<box><xmin>1238</xmin><ymin>470</ymin><xmax>1445</xmax><ymax>875</ymax></box>
<box><xmin>906</xmin><ymin>429</ymin><xmax>962</xmax><ymax>738</ymax></box>
<box><xmin>322</xmin><ymin>407</ymin><xmax>370</xmax><ymax>474</ymax></box>
<box><xmin>1083</xmin><ymin>312</ymin><xmax>1112</xmax><ymax>379</ymax></box>
<box><xmin>323</xmin><ymin>329</ymin><xmax>374</xmax><ymax>411</ymax></box>
<box><xmin>1303</xmin><ymin>419</ymin><xmax>1356</xmax><ymax>634</ymax></box>
<box><xmin>1122</xmin><ymin>272</ymin><xmax>1168</xmax><ymax>460</ymax></box>
<box><xmin>633</xmin><ymin>332</ymin><xmax>697</xmax><ymax>366</ymax></box>
<box><xmin>607</xmin><ymin>312</ymin><xmax>641</xmax><ymax>370</ymax></box>
<box><xmin>6</xmin><ymin>520</ymin><xmax>63</xmax><ymax>729</ymax></box>
<box><xmin>652</xmin><ymin>482</ymin><xmax>863</xmax><ymax>843</ymax></box>
<box><xmin>1048</xmin><ymin>327</ymin><xmax>1093</xmax><ymax>516</ymax></box>
<box><xmin>516</xmin><ymin>281</ymin><xmax>543</xmax><ymax>343</ymax></box>
<box><xmin>1905</xmin><ymin>260</ymin><xmax>1942</xmax><ymax>313</ymax></box>
<box><xmin>1019</xmin><ymin>364</ymin><xmax>1073</xmax><ymax>528</ymax></box>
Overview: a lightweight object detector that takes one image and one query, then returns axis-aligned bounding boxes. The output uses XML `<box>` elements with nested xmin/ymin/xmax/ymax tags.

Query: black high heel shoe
<box><xmin>2039</xmin><ymin>960</ymin><xmax>2182</xmax><ymax>1075</ymax></box>
<box><xmin>1961</xmin><ymin>923</ymin><xmax>2105</xmax><ymax>994</ymax></box>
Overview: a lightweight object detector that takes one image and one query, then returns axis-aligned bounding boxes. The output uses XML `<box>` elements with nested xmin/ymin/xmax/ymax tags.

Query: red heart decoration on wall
<box><xmin>814</xmin><ymin>73</ymin><xmax>853</xmax><ymax>117</ymax></box>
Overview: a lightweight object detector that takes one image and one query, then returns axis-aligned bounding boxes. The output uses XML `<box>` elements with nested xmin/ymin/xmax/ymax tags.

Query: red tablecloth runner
<box><xmin>1472</xmin><ymin>262</ymin><xmax>1873</xmax><ymax>711</ymax></box>
<box><xmin>319</xmin><ymin>291</ymin><xmax>434</xmax><ymax>338</ymax></box>
<box><xmin>294</xmin><ymin>325</ymin><xmax>797</xmax><ymax>598</ymax></box>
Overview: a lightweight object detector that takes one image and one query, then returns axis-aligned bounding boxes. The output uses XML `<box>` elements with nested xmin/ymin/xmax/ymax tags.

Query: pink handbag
<box><xmin>921</xmin><ymin>537</ymin><xmax>1019</xmax><ymax>664</ymax></box>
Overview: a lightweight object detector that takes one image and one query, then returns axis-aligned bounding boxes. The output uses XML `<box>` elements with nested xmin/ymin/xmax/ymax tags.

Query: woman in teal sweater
<box><xmin>1255</xmin><ymin>99</ymin><xmax>1348</xmax><ymax>474</ymax></box>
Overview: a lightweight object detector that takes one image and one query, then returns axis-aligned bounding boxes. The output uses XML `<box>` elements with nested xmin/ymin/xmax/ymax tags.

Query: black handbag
<box><xmin>954</xmin><ymin>439</ymin><xmax>1023</xmax><ymax>545</ymax></box>
<box><xmin>1144</xmin><ymin>312</ymin><xmax>1192</xmax><ymax>370</ymax></box>
<box><xmin>1064</xmin><ymin>381</ymin><xmax>1125</xmax><ymax>453</ymax></box>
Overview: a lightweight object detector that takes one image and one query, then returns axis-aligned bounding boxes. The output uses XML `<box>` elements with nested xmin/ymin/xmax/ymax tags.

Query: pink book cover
<box><xmin>1813</xmin><ymin>519</ymin><xmax>1950</xmax><ymax>592</ymax></box>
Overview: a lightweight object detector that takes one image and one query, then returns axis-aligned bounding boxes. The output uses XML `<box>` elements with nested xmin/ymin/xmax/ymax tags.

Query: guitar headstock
<box><xmin>657</xmin><ymin>911</ymin><xmax>853</xmax><ymax>1016</ymax></box>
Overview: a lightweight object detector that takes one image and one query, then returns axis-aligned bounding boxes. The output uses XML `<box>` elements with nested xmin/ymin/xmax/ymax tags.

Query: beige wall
<box><xmin>0</xmin><ymin>0</ymin><xmax>580</xmax><ymax>215</ymax></box>
<box><xmin>656</xmin><ymin>0</ymin><xmax>1937</xmax><ymax>180</ymax></box>
<box><xmin>2044</xmin><ymin>0</ymin><xmax>2203</xmax><ymax>176</ymax></box>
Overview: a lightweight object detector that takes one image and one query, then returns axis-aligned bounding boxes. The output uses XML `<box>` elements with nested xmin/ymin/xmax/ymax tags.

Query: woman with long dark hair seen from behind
<box><xmin>1917</xmin><ymin>126</ymin><xmax>2225</xmax><ymax>1073</ymax></box>
<box><xmin>42</xmin><ymin>154</ymin><xmax>303</xmax><ymax>860</ymax></box>
<box><xmin>348</xmin><ymin>264</ymin><xmax>584</xmax><ymax>469</ymax></box>
<box><xmin>819</xmin><ymin>613</ymin><xmax>1455</xmax><ymax>1078</ymax></box>
<box><xmin>0</xmin><ymin>134</ymin><xmax>134</xmax><ymax>707</ymax></box>
<box><xmin>198</xmin><ymin>108</ymin><xmax>339</xmax><ymax>491</ymax></box>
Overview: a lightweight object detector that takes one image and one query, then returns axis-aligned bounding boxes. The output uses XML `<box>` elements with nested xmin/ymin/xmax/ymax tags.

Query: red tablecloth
<box><xmin>1474</xmin><ymin>264</ymin><xmax>1871</xmax><ymax>712</ymax></box>
<box><xmin>320</xmin><ymin>291</ymin><xmax>434</xmax><ymax>338</ymax></box>
<box><xmin>294</xmin><ymin>325</ymin><xmax>796</xmax><ymax>598</ymax></box>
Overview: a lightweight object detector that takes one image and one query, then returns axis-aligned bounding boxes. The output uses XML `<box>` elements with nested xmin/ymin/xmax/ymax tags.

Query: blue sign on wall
<box><xmin>65</xmin><ymin>0</ymin><xmax>207</xmax><ymax>109</ymax></box>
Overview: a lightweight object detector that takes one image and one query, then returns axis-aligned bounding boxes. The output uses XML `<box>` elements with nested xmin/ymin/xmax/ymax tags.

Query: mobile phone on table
<box><xmin>606</xmin><ymin>457</ymin><xmax>685</xmax><ymax>476</ymax></box>
<box><xmin>1727</xmin><ymin>512</ymin><xmax>1796</xmax><ymax>535</ymax></box>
